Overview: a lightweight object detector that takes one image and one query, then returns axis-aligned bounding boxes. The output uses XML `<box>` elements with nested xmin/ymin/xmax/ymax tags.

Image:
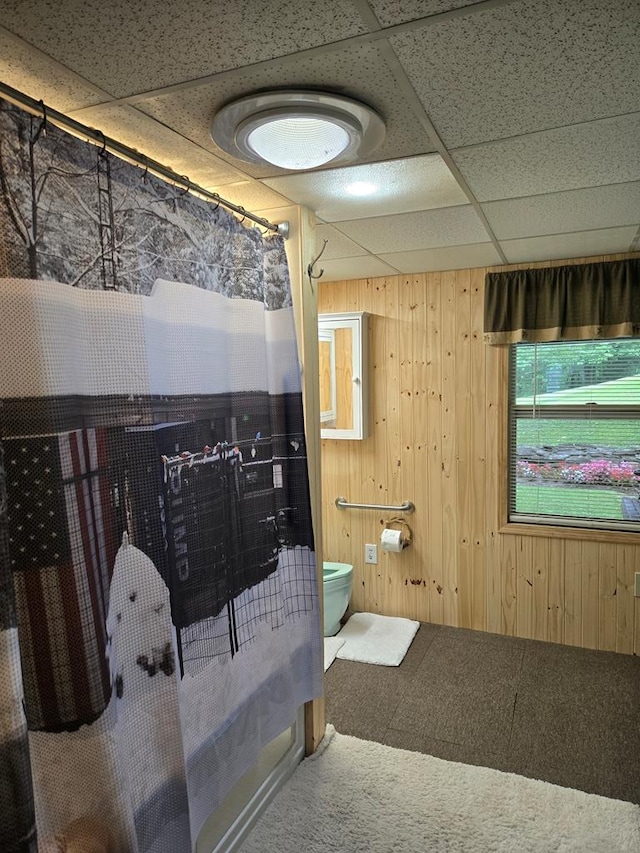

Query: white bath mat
<box><xmin>335</xmin><ymin>612</ymin><xmax>419</xmax><ymax>666</ymax></box>
<box><xmin>323</xmin><ymin>636</ymin><xmax>346</xmax><ymax>672</ymax></box>
<box><xmin>240</xmin><ymin>726</ymin><xmax>640</xmax><ymax>853</ymax></box>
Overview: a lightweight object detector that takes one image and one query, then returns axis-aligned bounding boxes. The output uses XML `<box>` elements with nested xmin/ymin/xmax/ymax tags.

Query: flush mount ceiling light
<box><xmin>211</xmin><ymin>90</ymin><xmax>385</xmax><ymax>170</ymax></box>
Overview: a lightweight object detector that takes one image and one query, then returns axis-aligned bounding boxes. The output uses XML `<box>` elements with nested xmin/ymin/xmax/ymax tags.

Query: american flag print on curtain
<box><xmin>5</xmin><ymin>429</ymin><xmax>117</xmax><ymax>731</ymax></box>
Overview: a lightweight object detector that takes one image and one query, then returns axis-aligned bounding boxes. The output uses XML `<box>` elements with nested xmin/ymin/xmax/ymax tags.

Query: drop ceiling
<box><xmin>0</xmin><ymin>0</ymin><xmax>639</xmax><ymax>281</ymax></box>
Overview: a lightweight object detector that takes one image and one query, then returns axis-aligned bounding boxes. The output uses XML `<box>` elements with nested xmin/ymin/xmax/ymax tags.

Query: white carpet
<box><xmin>335</xmin><ymin>612</ymin><xmax>419</xmax><ymax>665</ymax></box>
<box><xmin>240</xmin><ymin>726</ymin><xmax>640</xmax><ymax>853</ymax></box>
<box><xmin>323</xmin><ymin>636</ymin><xmax>345</xmax><ymax>672</ymax></box>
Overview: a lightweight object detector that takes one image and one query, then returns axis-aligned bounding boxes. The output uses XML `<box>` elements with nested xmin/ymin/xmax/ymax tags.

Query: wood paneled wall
<box><xmin>318</xmin><ymin>255</ymin><xmax>640</xmax><ymax>655</ymax></box>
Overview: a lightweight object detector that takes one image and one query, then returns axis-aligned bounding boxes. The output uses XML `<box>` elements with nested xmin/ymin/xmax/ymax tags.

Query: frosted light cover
<box><xmin>346</xmin><ymin>181</ymin><xmax>378</xmax><ymax>196</ymax></box>
<box><xmin>246</xmin><ymin>117</ymin><xmax>352</xmax><ymax>170</ymax></box>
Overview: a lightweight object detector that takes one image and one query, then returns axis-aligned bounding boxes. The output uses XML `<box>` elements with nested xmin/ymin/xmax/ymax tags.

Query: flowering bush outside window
<box><xmin>516</xmin><ymin>459</ymin><xmax>637</xmax><ymax>487</ymax></box>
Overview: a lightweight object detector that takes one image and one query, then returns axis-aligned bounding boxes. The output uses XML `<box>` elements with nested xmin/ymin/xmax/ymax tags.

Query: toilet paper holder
<box><xmin>381</xmin><ymin>516</ymin><xmax>412</xmax><ymax>551</ymax></box>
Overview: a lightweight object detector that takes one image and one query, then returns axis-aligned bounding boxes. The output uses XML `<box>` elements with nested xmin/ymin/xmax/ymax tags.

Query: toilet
<box><xmin>322</xmin><ymin>562</ymin><xmax>353</xmax><ymax>637</ymax></box>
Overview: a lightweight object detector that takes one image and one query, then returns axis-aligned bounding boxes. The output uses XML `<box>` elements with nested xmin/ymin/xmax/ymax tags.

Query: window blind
<box><xmin>509</xmin><ymin>339</ymin><xmax>640</xmax><ymax>531</ymax></box>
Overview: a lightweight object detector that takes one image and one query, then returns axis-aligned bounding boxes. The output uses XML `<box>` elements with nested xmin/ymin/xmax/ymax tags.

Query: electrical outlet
<box><xmin>365</xmin><ymin>543</ymin><xmax>378</xmax><ymax>564</ymax></box>
<box><xmin>635</xmin><ymin>572</ymin><xmax>640</xmax><ymax>598</ymax></box>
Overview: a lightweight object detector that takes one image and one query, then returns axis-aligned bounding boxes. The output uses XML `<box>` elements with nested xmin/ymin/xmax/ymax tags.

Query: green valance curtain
<box><xmin>483</xmin><ymin>258</ymin><xmax>640</xmax><ymax>345</ymax></box>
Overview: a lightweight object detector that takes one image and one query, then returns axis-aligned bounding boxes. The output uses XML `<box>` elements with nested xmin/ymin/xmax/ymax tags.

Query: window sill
<box><xmin>500</xmin><ymin>521</ymin><xmax>640</xmax><ymax>545</ymax></box>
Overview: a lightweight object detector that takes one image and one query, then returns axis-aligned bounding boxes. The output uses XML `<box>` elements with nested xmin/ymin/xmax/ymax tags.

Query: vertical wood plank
<box><xmin>599</xmin><ymin>543</ymin><xmax>618</xmax><ymax>652</ymax></box>
<box><xmin>397</xmin><ymin>276</ymin><xmax>419</xmax><ymax>619</ymax></box>
<box><xmin>516</xmin><ymin>536</ymin><xmax>534</xmax><ymax>639</ymax></box>
<box><xmin>469</xmin><ymin>268</ymin><xmax>486</xmax><ymax>632</ymax></box>
<box><xmin>501</xmin><ymin>534</ymin><xmax>517</xmax><ymax>636</ymax></box>
<box><xmin>383</xmin><ymin>277</ymin><xmax>402</xmax><ymax>616</ymax></box>
<box><xmin>367</xmin><ymin>277</ymin><xmax>392</xmax><ymax>615</ymax></box>
<box><xmin>547</xmin><ymin>538</ymin><xmax>565</xmax><ymax>645</ymax></box>
<box><xmin>532</xmin><ymin>538</ymin><xmax>549</xmax><ymax>642</ymax></box>
<box><xmin>407</xmin><ymin>274</ymin><xmax>429</xmax><ymax>620</ymax></box>
<box><xmin>616</xmin><ymin>545</ymin><xmax>635</xmax><ymax>655</ymax></box>
<box><xmin>440</xmin><ymin>270</ymin><xmax>458</xmax><ymax>626</ymax></box>
<box><xmin>455</xmin><ymin>269</ymin><xmax>473</xmax><ymax>628</ymax></box>
<box><xmin>581</xmin><ymin>541</ymin><xmax>600</xmax><ymax>650</ymax></box>
<box><xmin>564</xmin><ymin>540</ymin><xmax>583</xmax><ymax>646</ymax></box>
<box><xmin>426</xmin><ymin>272</ymin><xmax>444</xmax><ymax>624</ymax></box>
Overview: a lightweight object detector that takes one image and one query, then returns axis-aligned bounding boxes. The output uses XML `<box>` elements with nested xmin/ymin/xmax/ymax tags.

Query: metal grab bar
<box><xmin>335</xmin><ymin>496</ymin><xmax>415</xmax><ymax>514</ymax></box>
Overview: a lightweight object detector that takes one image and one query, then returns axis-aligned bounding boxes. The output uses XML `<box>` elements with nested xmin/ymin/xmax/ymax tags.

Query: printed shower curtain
<box><xmin>0</xmin><ymin>99</ymin><xmax>322</xmax><ymax>853</ymax></box>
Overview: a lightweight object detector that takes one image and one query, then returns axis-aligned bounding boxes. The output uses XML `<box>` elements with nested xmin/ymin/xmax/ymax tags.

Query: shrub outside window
<box><xmin>509</xmin><ymin>340</ymin><xmax>640</xmax><ymax>532</ymax></box>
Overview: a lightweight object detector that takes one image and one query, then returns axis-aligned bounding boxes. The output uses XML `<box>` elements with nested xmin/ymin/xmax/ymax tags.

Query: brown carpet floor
<box><xmin>324</xmin><ymin>621</ymin><xmax>640</xmax><ymax>804</ymax></box>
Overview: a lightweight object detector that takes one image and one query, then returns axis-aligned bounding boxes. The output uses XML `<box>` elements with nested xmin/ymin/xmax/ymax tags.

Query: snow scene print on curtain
<box><xmin>0</xmin><ymin>98</ymin><xmax>322</xmax><ymax>853</ymax></box>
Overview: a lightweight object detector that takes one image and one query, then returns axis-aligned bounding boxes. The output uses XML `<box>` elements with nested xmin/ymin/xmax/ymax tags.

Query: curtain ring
<box><xmin>211</xmin><ymin>193</ymin><xmax>221</xmax><ymax>211</ymax></box>
<box><xmin>141</xmin><ymin>156</ymin><xmax>149</xmax><ymax>183</ymax></box>
<box><xmin>31</xmin><ymin>100</ymin><xmax>48</xmax><ymax>144</ymax></box>
<box><xmin>96</xmin><ymin>130</ymin><xmax>107</xmax><ymax>157</ymax></box>
<box><xmin>38</xmin><ymin>99</ymin><xmax>48</xmax><ymax>135</ymax></box>
<box><xmin>179</xmin><ymin>176</ymin><xmax>190</xmax><ymax>196</ymax></box>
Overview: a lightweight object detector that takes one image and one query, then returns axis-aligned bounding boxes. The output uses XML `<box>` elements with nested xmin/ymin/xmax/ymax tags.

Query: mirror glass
<box><xmin>319</xmin><ymin>325</ymin><xmax>354</xmax><ymax>430</ymax></box>
<box><xmin>318</xmin><ymin>312</ymin><xmax>367</xmax><ymax>439</ymax></box>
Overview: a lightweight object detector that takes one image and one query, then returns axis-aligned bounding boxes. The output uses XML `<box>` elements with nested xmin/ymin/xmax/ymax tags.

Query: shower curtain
<box><xmin>0</xmin><ymin>98</ymin><xmax>322</xmax><ymax>853</ymax></box>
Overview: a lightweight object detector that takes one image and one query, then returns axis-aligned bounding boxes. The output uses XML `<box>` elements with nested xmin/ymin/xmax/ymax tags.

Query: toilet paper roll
<box><xmin>380</xmin><ymin>528</ymin><xmax>405</xmax><ymax>552</ymax></box>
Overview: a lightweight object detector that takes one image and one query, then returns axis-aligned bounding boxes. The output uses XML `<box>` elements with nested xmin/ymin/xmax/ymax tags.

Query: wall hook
<box><xmin>307</xmin><ymin>239</ymin><xmax>328</xmax><ymax>281</ymax></box>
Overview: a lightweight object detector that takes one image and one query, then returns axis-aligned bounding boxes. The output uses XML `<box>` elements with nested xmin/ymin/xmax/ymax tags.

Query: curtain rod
<box><xmin>0</xmin><ymin>82</ymin><xmax>289</xmax><ymax>238</ymax></box>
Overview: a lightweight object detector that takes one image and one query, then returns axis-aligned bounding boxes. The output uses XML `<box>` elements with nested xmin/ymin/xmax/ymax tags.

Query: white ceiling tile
<box><xmin>391</xmin><ymin>0</ymin><xmax>640</xmax><ymax>147</ymax></box>
<box><xmin>379</xmin><ymin>242</ymin><xmax>501</xmax><ymax>273</ymax></box>
<box><xmin>134</xmin><ymin>41</ymin><xmax>436</xmax><ymax>178</ymax></box>
<box><xmin>203</xmin><ymin>181</ymin><xmax>292</xmax><ymax>212</ymax></box>
<box><xmin>315</xmin><ymin>225</ymin><xmax>368</xmax><ymax>259</ymax></box>
<box><xmin>2</xmin><ymin>0</ymin><xmax>638</xmax><ymax>277</ymax></box>
<box><xmin>0</xmin><ymin>0</ymin><xmax>368</xmax><ymax>97</ymax></box>
<box><xmin>483</xmin><ymin>182</ymin><xmax>640</xmax><ymax>241</ymax></box>
<box><xmin>74</xmin><ymin>104</ymin><xmax>246</xmax><ymax>186</ymax></box>
<box><xmin>319</xmin><ymin>256</ymin><xmax>401</xmax><ymax>282</ymax></box>
<box><xmin>262</xmin><ymin>154</ymin><xmax>468</xmax><ymax>221</ymax></box>
<box><xmin>368</xmin><ymin>0</ymin><xmax>486</xmax><ymax>27</ymax></box>
<box><xmin>0</xmin><ymin>26</ymin><xmax>110</xmax><ymax>111</ymax></box>
<box><xmin>335</xmin><ymin>206</ymin><xmax>490</xmax><ymax>253</ymax></box>
<box><xmin>452</xmin><ymin>113</ymin><xmax>640</xmax><ymax>202</ymax></box>
<box><xmin>500</xmin><ymin>227</ymin><xmax>638</xmax><ymax>265</ymax></box>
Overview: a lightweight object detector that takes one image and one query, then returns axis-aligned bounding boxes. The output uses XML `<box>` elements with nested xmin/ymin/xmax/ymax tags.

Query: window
<box><xmin>509</xmin><ymin>339</ymin><xmax>640</xmax><ymax>532</ymax></box>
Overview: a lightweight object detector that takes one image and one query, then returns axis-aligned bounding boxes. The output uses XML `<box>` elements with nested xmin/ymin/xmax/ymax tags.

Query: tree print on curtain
<box><xmin>0</xmin><ymin>99</ymin><xmax>321</xmax><ymax>853</ymax></box>
<box><xmin>0</xmin><ymin>102</ymin><xmax>292</xmax><ymax>307</ymax></box>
